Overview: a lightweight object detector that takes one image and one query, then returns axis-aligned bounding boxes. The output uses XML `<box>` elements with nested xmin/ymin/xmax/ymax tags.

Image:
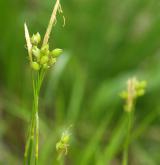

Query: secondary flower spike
<box><xmin>56</xmin><ymin>130</ymin><xmax>71</xmax><ymax>159</ymax></box>
<box><xmin>120</xmin><ymin>77</ymin><xmax>147</xmax><ymax>112</ymax></box>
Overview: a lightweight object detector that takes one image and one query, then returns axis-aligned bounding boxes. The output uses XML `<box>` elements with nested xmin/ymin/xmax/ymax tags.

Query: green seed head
<box><xmin>120</xmin><ymin>77</ymin><xmax>147</xmax><ymax>112</ymax></box>
<box><xmin>31</xmin><ymin>62</ymin><xmax>40</xmax><ymax>71</ymax></box>
<box><xmin>61</xmin><ymin>134</ymin><xmax>70</xmax><ymax>143</ymax></box>
<box><xmin>40</xmin><ymin>56</ymin><xmax>49</xmax><ymax>64</ymax></box>
<box><xmin>56</xmin><ymin>142</ymin><xmax>62</xmax><ymax>151</ymax></box>
<box><xmin>43</xmin><ymin>64</ymin><xmax>49</xmax><ymax>69</ymax></box>
<box><xmin>41</xmin><ymin>44</ymin><xmax>49</xmax><ymax>55</ymax></box>
<box><xmin>31</xmin><ymin>32</ymin><xmax>41</xmax><ymax>45</ymax></box>
<box><xmin>51</xmin><ymin>48</ymin><xmax>63</xmax><ymax>57</ymax></box>
<box><xmin>136</xmin><ymin>89</ymin><xmax>145</xmax><ymax>96</ymax></box>
<box><xmin>49</xmin><ymin>57</ymin><xmax>56</xmax><ymax>66</ymax></box>
<box><xmin>136</xmin><ymin>81</ymin><xmax>147</xmax><ymax>89</ymax></box>
<box><xmin>56</xmin><ymin>132</ymin><xmax>70</xmax><ymax>157</ymax></box>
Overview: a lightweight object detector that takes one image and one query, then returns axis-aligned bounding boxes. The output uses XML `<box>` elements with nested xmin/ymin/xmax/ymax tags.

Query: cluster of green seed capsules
<box><xmin>30</xmin><ymin>32</ymin><xmax>63</xmax><ymax>71</ymax></box>
<box><xmin>120</xmin><ymin>77</ymin><xmax>147</xmax><ymax>112</ymax></box>
<box><xmin>56</xmin><ymin>130</ymin><xmax>70</xmax><ymax>159</ymax></box>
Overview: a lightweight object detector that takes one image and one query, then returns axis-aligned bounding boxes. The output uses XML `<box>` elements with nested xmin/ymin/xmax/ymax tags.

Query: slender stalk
<box><xmin>58</xmin><ymin>156</ymin><xmax>64</xmax><ymax>165</ymax></box>
<box><xmin>35</xmin><ymin>112</ymin><xmax>39</xmax><ymax>165</ymax></box>
<box><xmin>122</xmin><ymin>110</ymin><xmax>134</xmax><ymax>165</ymax></box>
<box><xmin>34</xmin><ymin>70</ymin><xmax>45</xmax><ymax>164</ymax></box>
<box><xmin>24</xmin><ymin>70</ymin><xmax>45</xmax><ymax>165</ymax></box>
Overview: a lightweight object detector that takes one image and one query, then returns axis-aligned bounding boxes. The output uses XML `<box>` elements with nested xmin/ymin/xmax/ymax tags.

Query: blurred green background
<box><xmin>0</xmin><ymin>0</ymin><xmax>160</xmax><ymax>164</ymax></box>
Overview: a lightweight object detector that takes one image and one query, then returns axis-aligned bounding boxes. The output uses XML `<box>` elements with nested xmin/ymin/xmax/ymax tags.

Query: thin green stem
<box><xmin>122</xmin><ymin>110</ymin><xmax>134</xmax><ymax>165</ymax></box>
<box><xmin>58</xmin><ymin>156</ymin><xmax>64</xmax><ymax>165</ymax></box>
<box><xmin>33</xmin><ymin>80</ymin><xmax>39</xmax><ymax>164</ymax></box>
<box><xmin>24</xmin><ymin>83</ymin><xmax>36</xmax><ymax>164</ymax></box>
<box><xmin>35</xmin><ymin>112</ymin><xmax>39</xmax><ymax>165</ymax></box>
<box><xmin>24</xmin><ymin>69</ymin><xmax>45</xmax><ymax>165</ymax></box>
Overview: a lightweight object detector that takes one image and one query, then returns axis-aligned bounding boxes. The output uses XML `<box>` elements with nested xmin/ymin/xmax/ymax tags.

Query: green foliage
<box><xmin>0</xmin><ymin>0</ymin><xmax>160</xmax><ymax>164</ymax></box>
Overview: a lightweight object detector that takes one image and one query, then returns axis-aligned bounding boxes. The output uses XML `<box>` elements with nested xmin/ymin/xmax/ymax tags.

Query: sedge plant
<box><xmin>24</xmin><ymin>0</ymin><xmax>66</xmax><ymax>164</ymax></box>
<box><xmin>120</xmin><ymin>77</ymin><xmax>147</xmax><ymax>165</ymax></box>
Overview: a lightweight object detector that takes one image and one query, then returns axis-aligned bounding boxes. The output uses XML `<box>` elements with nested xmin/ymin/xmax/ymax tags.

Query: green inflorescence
<box><xmin>56</xmin><ymin>130</ymin><xmax>71</xmax><ymax>159</ymax></box>
<box><xmin>120</xmin><ymin>77</ymin><xmax>147</xmax><ymax>112</ymax></box>
<box><xmin>30</xmin><ymin>32</ymin><xmax>63</xmax><ymax>71</ymax></box>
